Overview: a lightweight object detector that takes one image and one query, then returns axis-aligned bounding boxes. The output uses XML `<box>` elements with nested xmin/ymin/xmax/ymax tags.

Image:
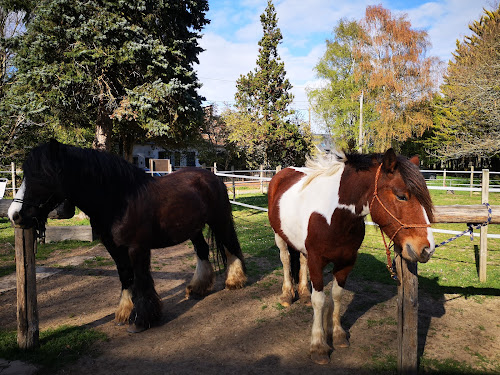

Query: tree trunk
<box><xmin>122</xmin><ymin>134</ymin><xmax>134</xmax><ymax>163</ymax></box>
<box><xmin>93</xmin><ymin>100</ymin><xmax>113</xmax><ymax>151</ymax></box>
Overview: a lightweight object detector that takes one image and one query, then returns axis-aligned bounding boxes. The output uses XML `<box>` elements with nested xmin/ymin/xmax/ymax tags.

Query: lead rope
<box><xmin>370</xmin><ymin>164</ymin><xmax>431</xmax><ymax>282</ymax></box>
<box><xmin>434</xmin><ymin>203</ymin><xmax>492</xmax><ymax>248</ymax></box>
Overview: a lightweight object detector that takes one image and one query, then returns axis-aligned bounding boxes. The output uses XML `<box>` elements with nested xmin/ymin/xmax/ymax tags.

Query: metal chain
<box><xmin>435</xmin><ymin>203</ymin><xmax>492</xmax><ymax>248</ymax></box>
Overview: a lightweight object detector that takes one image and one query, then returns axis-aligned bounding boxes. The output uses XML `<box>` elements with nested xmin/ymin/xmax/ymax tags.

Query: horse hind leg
<box><xmin>212</xmin><ymin>215</ymin><xmax>246</xmax><ymax>290</ymax></box>
<box><xmin>331</xmin><ymin>267</ymin><xmax>352</xmax><ymax>348</ymax></box>
<box><xmin>297</xmin><ymin>252</ymin><xmax>311</xmax><ymax>305</ymax></box>
<box><xmin>276</xmin><ymin>233</ymin><xmax>295</xmax><ymax>307</ymax></box>
<box><xmin>186</xmin><ymin>231</ymin><xmax>215</xmax><ymax>298</ymax></box>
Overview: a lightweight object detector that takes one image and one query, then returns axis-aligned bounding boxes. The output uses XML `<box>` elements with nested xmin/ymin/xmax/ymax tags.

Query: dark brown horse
<box><xmin>268</xmin><ymin>149</ymin><xmax>434</xmax><ymax>364</ymax></box>
<box><xmin>8</xmin><ymin>140</ymin><xmax>246</xmax><ymax>333</ymax></box>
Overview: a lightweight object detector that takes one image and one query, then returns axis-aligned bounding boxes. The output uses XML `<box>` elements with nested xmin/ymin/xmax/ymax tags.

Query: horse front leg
<box><xmin>127</xmin><ymin>247</ymin><xmax>162</xmax><ymax>333</ymax></box>
<box><xmin>102</xmin><ymin>238</ymin><xmax>134</xmax><ymax>325</ymax></box>
<box><xmin>308</xmin><ymin>255</ymin><xmax>330</xmax><ymax>364</ymax></box>
<box><xmin>331</xmin><ymin>265</ymin><xmax>353</xmax><ymax>348</ymax></box>
<box><xmin>297</xmin><ymin>253</ymin><xmax>311</xmax><ymax>305</ymax></box>
<box><xmin>275</xmin><ymin>233</ymin><xmax>295</xmax><ymax>306</ymax></box>
<box><xmin>114</xmin><ymin>251</ymin><xmax>134</xmax><ymax>325</ymax></box>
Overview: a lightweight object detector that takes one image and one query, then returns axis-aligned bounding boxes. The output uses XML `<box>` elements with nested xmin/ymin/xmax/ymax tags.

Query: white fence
<box><xmin>215</xmin><ymin>168</ymin><xmax>500</xmax><ymax>240</ymax></box>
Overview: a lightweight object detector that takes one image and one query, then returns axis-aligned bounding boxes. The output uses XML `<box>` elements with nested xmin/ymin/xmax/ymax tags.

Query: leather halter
<box><xmin>369</xmin><ymin>163</ymin><xmax>431</xmax><ymax>279</ymax></box>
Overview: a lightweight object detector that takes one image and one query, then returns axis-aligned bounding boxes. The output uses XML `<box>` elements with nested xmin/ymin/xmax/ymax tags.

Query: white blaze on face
<box><xmin>423</xmin><ymin>206</ymin><xmax>435</xmax><ymax>255</ymax></box>
<box><xmin>7</xmin><ymin>180</ymin><xmax>25</xmax><ymax>223</ymax></box>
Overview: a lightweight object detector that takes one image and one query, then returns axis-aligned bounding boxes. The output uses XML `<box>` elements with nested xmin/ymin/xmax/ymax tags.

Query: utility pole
<box><xmin>358</xmin><ymin>90</ymin><xmax>364</xmax><ymax>153</ymax></box>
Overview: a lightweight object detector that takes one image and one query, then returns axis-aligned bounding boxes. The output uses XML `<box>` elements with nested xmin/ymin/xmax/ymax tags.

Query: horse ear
<box><xmin>409</xmin><ymin>155</ymin><xmax>420</xmax><ymax>166</ymax></box>
<box><xmin>382</xmin><ymin>148</ymin><xmax>397</xmax><ymax>173</ymax></box>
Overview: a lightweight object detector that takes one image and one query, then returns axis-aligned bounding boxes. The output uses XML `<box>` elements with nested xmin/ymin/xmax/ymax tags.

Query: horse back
<box><xmin>113</xmin><ymin>168</ymin><xmax>229</xmax><ymax>248</ymax></box>
<box><xmin>268</xmin><ymin>164</ymin><xmax>364</xmax><ymax>259</ymax></box>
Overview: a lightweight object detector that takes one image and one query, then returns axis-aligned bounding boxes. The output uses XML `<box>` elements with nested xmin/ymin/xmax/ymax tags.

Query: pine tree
<box><xmin>5</xmin><ymin>0</ymin><xmax>208</xmax><ymax>155</ymax></box>
<box><xmin>233</xmin><ymin>0</ymin><xmax>310</xmax><ymax>167</ymax></box>
<box><xmin>431</xmin><ymin>4</ymin><xmax>500</xmax><ymax>159</ymax></box>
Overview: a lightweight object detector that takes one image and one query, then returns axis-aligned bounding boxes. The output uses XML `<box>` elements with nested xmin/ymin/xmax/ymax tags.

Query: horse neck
<box><xmin>339</xmin><ymin>164</ymin><xmax>378</xmax><ymax>214</ymax></box>
<box><xmin>59</xmin><ymin>153</ymin><xmax>149</xmax><ymax>221</ymax></box>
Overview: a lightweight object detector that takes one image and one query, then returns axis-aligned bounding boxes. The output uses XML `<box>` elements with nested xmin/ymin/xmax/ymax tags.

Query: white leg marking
<box><xmin>186</xmin><ymin>257</ymin><xmax>215</xmax><ymax>297</ymax></box>
<box><xmin>8</xmin><ymin>180</ymin><xmax>25</xmax><ymax>222</ymax></box>
<box><xmin>115</xmin><ymin>288</ymin><xmax>133</xmax><ymax>324</ymax></box>
<box><xmin>332</xmin><ymin>278</ymin><xmax>349</xmax><ymax>347</ymax></box>
<box><xmin>311</xmin><ymin>287</ymin><xmax>327</xmax><ymax>349</ymax></box>
<box><xmin>225</xmin><ymin>252</ymin><xmax>246</xmax><ymax>289</ymax></box>
<box><xmin>297</xmin><ymin>253</ymin><xmax>310</xmax><ymax>302</ymax></box>
<box><xmin>276</xmin><ymin>233</ymin><xmax>294</xmax><ymax>306</ymax></box>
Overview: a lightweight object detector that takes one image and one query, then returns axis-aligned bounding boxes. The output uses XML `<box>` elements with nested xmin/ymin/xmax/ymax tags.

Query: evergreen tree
<box><xmin>430</xmin><ymin>4</ymin><xmax>500</xmax><ymax>159</ymax></box>
<box><xmin>233</xmin><ymin>0</ymin><xmax>311</xmax><ymax>167</ymax></box>
<box><xmin>4</xmin><ymin>0</ymin><xmax>208</xmax><ymax>157</ymax></box>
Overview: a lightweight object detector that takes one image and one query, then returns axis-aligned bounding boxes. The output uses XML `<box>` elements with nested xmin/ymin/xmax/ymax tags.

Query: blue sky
<box><xmin>195</xmin><ymin>0</ymin><xmax>495</xmax><ymax>131</ymax></box>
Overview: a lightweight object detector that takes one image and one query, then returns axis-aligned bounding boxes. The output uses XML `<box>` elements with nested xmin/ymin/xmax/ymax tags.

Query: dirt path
<box><xmin>0</xmin><ymin>243</ymin><xmax>498</xmax><ymax>374</ymax></box>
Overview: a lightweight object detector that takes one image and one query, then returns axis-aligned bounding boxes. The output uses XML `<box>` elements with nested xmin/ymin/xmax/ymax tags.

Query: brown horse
<box><xmin>267</xmin><ymin>149</ymin><xmax>434</xmax><ymax>364</ymax></box>
<box><xmin>8</xmin><ymin>140</ymin><xmax>247</xmax><ymax>333</ymax></box>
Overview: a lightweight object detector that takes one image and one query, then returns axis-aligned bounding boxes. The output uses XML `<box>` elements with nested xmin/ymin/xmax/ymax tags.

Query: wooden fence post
<box><xmin>395</xmin><ymin>250</ymin><xmax>418</xmax><ymax>375</ymax></box>
<box><xmin>15</xmin><ymin>227</ymin><xmax>39</xmax><ymax>349</ymax></box>
<box><xmin>479</xmin><ymin>169</ymin><xmax>489</xmax><ymax>282</ymax></box>
<box><xmin>442</xmin><ymin>169</ymin><xmax>447</xmax><ymax>187</ymax></box>
<box><xmin>213</xmin><ymin>162</ymin><xmax>217</xmax><ymax>174</ymax></box>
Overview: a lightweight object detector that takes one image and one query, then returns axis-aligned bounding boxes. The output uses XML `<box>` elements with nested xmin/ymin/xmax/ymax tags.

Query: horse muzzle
<box><xmin>10</xmin><ymin>211</ymin><xmax>36</xmax><ymax>229</ymax></box>
<box><xmin>405</xmin><ymin>243</ymin><xmax>434</xmax><ymax>263</ymax></box>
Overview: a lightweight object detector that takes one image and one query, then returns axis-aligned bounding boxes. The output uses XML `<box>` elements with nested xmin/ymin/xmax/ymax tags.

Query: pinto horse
<box><xmin>8</xmin><ymin>140</ymin><xmax>246</xmax><ymax>333</ymax></box>
<box><xmin>268</xmin><ymin>149</ymin><xmax>434</xmax><ymax>364</ymax></box>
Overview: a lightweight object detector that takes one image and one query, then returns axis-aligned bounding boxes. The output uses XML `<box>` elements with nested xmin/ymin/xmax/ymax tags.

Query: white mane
<box><xmin>301</xmin><ymin>151</ymin><xmax>347</xmax><ymax>190</ymax></box>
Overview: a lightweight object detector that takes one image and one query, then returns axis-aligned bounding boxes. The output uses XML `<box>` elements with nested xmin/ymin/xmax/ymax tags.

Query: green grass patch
<box><xmin>419</xmin><ymin>355</ymin><xmax>499</xmax><ymax>374</ymax></box>
<box><xmin>0</xmin><ymin>325</ymin><xmax>107</xmax><ymax>372</ymax></box>
<box><xmin>83</xmin><ymin>255</ymin><xmax>114</xmax><ymax>268</ymax></box>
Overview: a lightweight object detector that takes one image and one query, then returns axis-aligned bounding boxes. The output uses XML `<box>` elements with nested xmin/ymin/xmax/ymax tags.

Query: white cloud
<box><xmin>403</xmin><ymin>1</ymin><xmax>490</xmax><ymax>62</ymax></box>
<box><xmin>197</xmin><ymin>0</ymin><xmax>494</xmax><ymax>128</ymax></box>
<box><xmin>197</xmin><ymin>32</ymin><xmax>258</xmax><ymax>105</ymax></box>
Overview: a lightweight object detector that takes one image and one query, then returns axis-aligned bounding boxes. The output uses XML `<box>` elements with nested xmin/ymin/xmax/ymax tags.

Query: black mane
<box><xmin>345</xmin><ymin>152</ymin><xmax>434</xmax><ymax>221</ymax></box>
<box><xmin>23</xmin><ymin>141</ymin><xmax>153</xmax><ymax>229</ymax></box>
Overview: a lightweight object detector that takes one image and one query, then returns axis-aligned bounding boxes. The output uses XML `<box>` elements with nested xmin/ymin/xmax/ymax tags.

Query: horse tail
<box><xmin>289</xmin><ymin>246</ymin><xmax>301</xmax><ymax>285</ymax></box>
<box><xmin>208</xmin><ymin>226</ymin><xmax>227</xmax><ymax>273</ymax></box>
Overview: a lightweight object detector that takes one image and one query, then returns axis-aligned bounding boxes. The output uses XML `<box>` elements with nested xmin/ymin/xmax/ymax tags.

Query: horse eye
<box><xmin>396</xmin><ymin>194</ymin><xmax>408</xmax><ymax>201</ymax></box>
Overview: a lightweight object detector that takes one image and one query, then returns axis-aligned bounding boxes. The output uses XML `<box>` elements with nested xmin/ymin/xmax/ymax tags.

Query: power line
<box><xmin>198</xmin><ymin>76</ymin><xmax>311</xmax><ymax>88</ymax></box>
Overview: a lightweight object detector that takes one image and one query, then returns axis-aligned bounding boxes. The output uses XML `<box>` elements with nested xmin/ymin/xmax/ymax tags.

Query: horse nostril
<box><xmin>420</xmin><ymin>247</ymin><xmax>434</xmax><ymax>262</ymax></box>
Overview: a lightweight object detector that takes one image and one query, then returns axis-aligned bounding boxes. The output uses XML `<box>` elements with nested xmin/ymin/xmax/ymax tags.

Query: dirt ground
<box><xmin>0</xmin><ymin>242</ymin><xmax>498</xmax><ymax>374</ymax></box>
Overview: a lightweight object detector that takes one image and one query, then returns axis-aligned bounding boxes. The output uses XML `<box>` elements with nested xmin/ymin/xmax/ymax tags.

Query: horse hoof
<box><xmin>333</xmin><ymin>337</ymin><xmax>350</xmax><ymax>348</ymax></box>
<box><xmin>333</xmin><ymin>330</ymin><xmax>349</xmax><ymax>348</ymax></box>
<box><xmin>298</xmin><ymin>295</ymin><xmax>312</xmax><ymax>306</ymax></box>
<box><xmin>127</xmin><ymin>324</ymin><xmax>147</xmax><ymax>333</ymax></box>
<box><xmin>280</xmin><ymin>294</ymin><xmax>294</xmax><ymax>307</ymax></box>
<box><xmin>310</xmin><ymin>343</ymin><xmax>331</xmax><ymax>364</ymax></box>
<box><xmin>310</xmin><ymin>352</ymin><xmax>330</xmax><ymax>365</ymax></box>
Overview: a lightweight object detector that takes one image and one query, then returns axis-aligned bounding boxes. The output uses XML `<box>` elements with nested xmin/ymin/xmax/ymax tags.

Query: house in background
<box><xmin>132</xmin><ymin>144</ymin><xmax>201</xmax><ymax>170</ymax></box>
